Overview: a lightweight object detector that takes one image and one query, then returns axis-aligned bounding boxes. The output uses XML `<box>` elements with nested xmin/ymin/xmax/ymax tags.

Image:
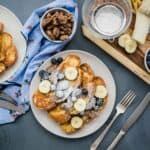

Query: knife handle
<box><xmin>107</xmin><ymin>130</ymin><xmax>125</xmax><ymax>150</ymax></box>
<box><xmin>0</xmin><ymin>100</ymin><xmax>25</xmax><ymax>114</ymax></box>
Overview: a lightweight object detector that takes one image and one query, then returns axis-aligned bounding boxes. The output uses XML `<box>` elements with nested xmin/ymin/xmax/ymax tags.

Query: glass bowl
<box><xmin>82</xmin><ymin>0</ymin><xmax>132</xmax><ymax>40</ymax></box>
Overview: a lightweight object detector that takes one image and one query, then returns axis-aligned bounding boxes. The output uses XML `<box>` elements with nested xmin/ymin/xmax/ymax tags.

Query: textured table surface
<box><xmin>0</xmin><ymin>0</ymin><xmax>150</xmax><ymax>150</ymax></box>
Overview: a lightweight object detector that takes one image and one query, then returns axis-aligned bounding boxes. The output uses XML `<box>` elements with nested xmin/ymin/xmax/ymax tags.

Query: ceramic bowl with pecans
<box><xmin>40</xmin><ymin>8</ymin><xmax>75</xmax><ymax>43</ymax></box>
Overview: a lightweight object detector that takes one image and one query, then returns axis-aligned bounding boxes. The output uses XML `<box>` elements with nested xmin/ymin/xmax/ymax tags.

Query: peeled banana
<box><xmin>118</xmin><ymin>34</ymin><xmax>137</xmax><ymax>54</ymax></box>
<box><xmin>125</xmin><ymin>39</ymin><xmax>137</xmax><ymax>54</ymax></box>
<box><xmin>118</xmin><ymin>34</ymin><xmax>131</xmax><ymax>48</ymax></box>
<box><xmin>71</xmin><ymin>116</ymin><xmax>83</xmax><ymax>129</ymax></box>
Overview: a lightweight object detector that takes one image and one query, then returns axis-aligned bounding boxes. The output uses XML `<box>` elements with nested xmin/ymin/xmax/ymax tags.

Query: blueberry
<box><xmin>51</xmin><ymin>58</ymin><xmax>57</xmax><ymax>65</ymax></box>
<box><xmin>39</xmin><ymin>70</ymin><xmax>49</xmax><ymax>80</ymax></box>
<box><xmin>96</xmin><ymin>99</ymin><xmax>104</xmax><ymax>106</ymax></box>
<box><xmin>57</xmin><ymin>57</ymin><xmax>63</xmax><ymax>64</ymax></box>
<box><xmin>82</xmin><ymin>89</ymin><xmax>88</xmax><ymax>96</ymax></box>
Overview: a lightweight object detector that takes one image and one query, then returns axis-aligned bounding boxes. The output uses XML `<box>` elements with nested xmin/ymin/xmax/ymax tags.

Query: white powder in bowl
<box><xmin>94</xmin><ymin>4</ymin><xmax>124</xmax><ymax>36</ymax></box>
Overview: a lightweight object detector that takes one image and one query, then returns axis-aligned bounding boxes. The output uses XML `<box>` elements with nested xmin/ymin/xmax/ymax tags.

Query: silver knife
<box><xmin>0</xmin><ymin>100</ymin><xmax>25</xmax><ymax>114</ymax></box>
<box><xmin>0</xmin><ymin>92</ymin><xmax>17</xmax><ymax>105</ymax></box>
<box><xmin>107</xmin><ymin>92</ymin><xmax>150</xmax><ymax>150</ymax></box>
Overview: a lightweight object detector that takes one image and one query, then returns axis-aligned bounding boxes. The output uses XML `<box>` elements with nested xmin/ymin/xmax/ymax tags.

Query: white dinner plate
<box><xmin>30</xmin><ymin>50</ymin><xmax>116</xmax><ymax>138</ymax></box>
<box><xmin>0</xmin><ymin>5</ymin><xmax>26</xmax><ymax>83</ymax></box>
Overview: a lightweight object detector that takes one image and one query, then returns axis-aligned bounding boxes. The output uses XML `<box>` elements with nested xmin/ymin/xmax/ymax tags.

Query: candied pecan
<box><xmin>46</xmin><ymin>30</ymin><xmax>55</xmax><ymax>40</ymax></box>
<box><xmin>54</xmin><ymin>11</ymin><xmax>59</xmax><ymax>17</ymax></box>
<box><xmin>67</xmin><ymin>23</ymin><xmax>72</xmax><ymax>28</ymax></box>
<box><xmin>52</xmin><ymin>27</ymin><xmax>60</xmax><ymax>38</ymax></box>
<box><xmin>61</xmin><ymin>16</ymin><xmax>68</xmax><ymax>25</ymax></box>
<box><xmin>46</xmin><ymin>25</ymin><xmax>54</xmax><ymax>30</ymax></box>
<box><xmin>60</xmin><ymin>30</ymin><xmax>65</xmax><ymax>35</ymax></box>
<box><xmin>60</xmin><ymin>35</ymin><xmax>69</xmax><ymax>41</ymax></box>
<box><xmin>46</xmin><ymin>13</ymin><xmax>52</xmax><ymax>18</ymax></box>
<box><xmin>52</xmin><ymin>18</ymin><xmax>59</xmax><ymax>25</ymax></box>
<box><xmin>42</xmin><ymin>18</ymin><xmax>52</xmax><ymax>28</ymax></box>
<box><xmin>67</xmin><ymin>28</ymin><xmax>72</xmax><ymax>35</ymax></box>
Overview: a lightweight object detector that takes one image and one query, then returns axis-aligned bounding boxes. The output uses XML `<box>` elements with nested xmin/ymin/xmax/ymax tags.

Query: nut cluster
<box><xmin>42</xmin><ymin>10</ymin><xmax>74</xmax><ymax>41</ymax></box>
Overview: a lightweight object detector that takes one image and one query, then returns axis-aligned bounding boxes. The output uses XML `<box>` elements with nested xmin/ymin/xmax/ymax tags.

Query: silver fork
<box><xmin>90</xmin><ymin>90</ymin><xmax>136</xmax><ymax>150</ymax></box>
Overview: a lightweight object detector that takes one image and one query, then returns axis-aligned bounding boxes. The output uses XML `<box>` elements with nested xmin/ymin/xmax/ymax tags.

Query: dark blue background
<box><xmin>0</xmin><ymin>0</ymin><xmax>149</xmax><ymax>150</ymax></box>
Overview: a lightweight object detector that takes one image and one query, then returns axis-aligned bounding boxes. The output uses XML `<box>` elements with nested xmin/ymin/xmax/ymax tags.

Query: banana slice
<box><xmin>38</xmin><ymin>80</ymin><xmax>51</xmax><ymax>94</ymax></box>
<box><xmin>125</xmin><ymin>39</ymin><xmax>137</xmax><ymax>54</ymax></box>
<box><xmin>118</xmin><ymin>34</ymin><xmax>131</xmax><ymax>48</ymax></box>
<box><xmin>64</xmin><ymin>67</ymin><xmax>78</xmax><ymax>81</ymax></box>
<box><xmin>74</xmin><ymin>98</ymin><xmax>86</xmax><ymax>112</ymax></box>
<box><xmin>71</xmin><ymin>116</ymin><xmax>83</xmax><ymax>129</ymax></box>
<box><xmin>95</xmin><ymin>85</ymin><xmax>107</xmax><ymax>98</ymax></box>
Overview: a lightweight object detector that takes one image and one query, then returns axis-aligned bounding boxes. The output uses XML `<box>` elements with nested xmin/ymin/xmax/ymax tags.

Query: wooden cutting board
<box><xmin>82</xmin><ymin>16</ymin><xmax>150</xmax><ymax>85</ymax></box>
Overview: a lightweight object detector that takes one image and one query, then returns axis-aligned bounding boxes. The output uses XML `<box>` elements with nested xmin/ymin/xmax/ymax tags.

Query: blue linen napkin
<box><xmin>0</xmin><ymin>0</ymin><xmax>78</xmax><ymax>124</ymax></box>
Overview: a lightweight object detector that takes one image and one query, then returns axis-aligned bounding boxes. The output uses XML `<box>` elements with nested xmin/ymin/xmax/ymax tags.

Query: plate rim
<box><xmin>0</xmin><ymin>4</ymin><xmax>26</xmax><ymax>83</ymax></box>
<box><xmin>0</xmin><ymin>5</ymin><xmax>23</xmax><ymax>28</ymax></box>
<box><xmin>30</xmin><ymin>50</ymin><xmax>116</xmax><ymax>139</ymax></box>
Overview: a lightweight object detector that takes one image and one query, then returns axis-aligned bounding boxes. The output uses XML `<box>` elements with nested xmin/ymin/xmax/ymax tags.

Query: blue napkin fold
<box><xmin>0</xmin><ymin>0</ymin><xmax>78</xmax><ymax>124</ymax></box>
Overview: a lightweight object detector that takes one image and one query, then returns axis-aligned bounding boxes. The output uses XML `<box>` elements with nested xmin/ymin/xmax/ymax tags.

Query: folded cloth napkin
<box><xmin>0</xmin><ymin>0</ymin><xmax>78</xmax><ymax>124</ymax></box>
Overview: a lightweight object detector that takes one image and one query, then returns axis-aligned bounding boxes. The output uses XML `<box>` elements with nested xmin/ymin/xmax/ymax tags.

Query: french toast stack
<box><xmin>0</xmin><ymin>22</ymin><xmax>17</xmax><ymax>74</ymax></box>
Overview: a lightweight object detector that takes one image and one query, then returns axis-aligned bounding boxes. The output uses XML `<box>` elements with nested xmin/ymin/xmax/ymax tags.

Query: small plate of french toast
<box><xmin>30</xmin><ymin>50</ymin><xmax>116</xmax><ymax>138</ymax></box>
<box><xmin>0</xmin><ymin>5</ymin><xmax>26</xmax><ymax>83</ymax></box>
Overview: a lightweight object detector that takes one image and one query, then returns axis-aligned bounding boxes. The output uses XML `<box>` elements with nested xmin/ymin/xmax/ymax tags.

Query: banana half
<box><xmin>118</xmin><ymin>34</ymin><xmax>137</xmax><ymax>54</ymax></box>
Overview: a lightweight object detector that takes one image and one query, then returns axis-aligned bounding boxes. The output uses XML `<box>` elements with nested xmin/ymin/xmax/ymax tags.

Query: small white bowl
<box><xmin>144</xmin><ymin>49</ymin><xmax>150</xmax><ymax>73</ymax></box>
<box><xmin>40</xmin><ymin>7</ymin><xmax>75</xmax><ymax>43</ymax></box>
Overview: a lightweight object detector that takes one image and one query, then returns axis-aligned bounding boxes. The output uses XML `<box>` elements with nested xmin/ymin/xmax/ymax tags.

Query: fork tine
<box><xmin>124</xmin><ymin>94</ymin><xmax>136</xmax><ymax>108</ymax></box>
<box><xmin>123</xmin><ymin>92</ymin><xmax>135</xmax><ymax>106</ymax></box>
<box><xmin>120</xmin><ymin>90</ymin><xmax>132</xmax><ymax>104</ymax></box>
<box><xmin>121</xmin><ymin>90</ymin><xmax>133</xmax><ymax>105</ymax></box>
<box><xmin>122</xmin><ymin>91</ymin><xmax>135</xmax><ymax>106</ymax></box>
<box><xmin>123</xmin><ymin>92</ymin><xmax>135</xmax><ymax>105</ymax></box>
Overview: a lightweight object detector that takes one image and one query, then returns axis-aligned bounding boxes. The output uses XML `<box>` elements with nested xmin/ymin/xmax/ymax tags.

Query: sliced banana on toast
<box><xmin>64</xmin><ymin>67</ymin><xmax>78</xmax><ymax>81</ymax></box>
<box><xmin>38</xmin><ymin>80</ymin><xmax>51</xmax><ymax>94</ymax></box>
<box><xmin>1</xmin><ymin>32</ymin><xmax>12</xmax><ymax>52</ymax></box>
<box><xmin>71</xmin><ymin>116</ymin><xmax>83</xmax><ymax>129</ymax></box>
<box><xmin>95</xmin><ymin>85</ymin><xmax>107</xmax><ymax>98</ymax></box>
<box><xmin>74</xmin><ymin>98</ymin><xmax>86</xmax><ymax>112</ymax></box>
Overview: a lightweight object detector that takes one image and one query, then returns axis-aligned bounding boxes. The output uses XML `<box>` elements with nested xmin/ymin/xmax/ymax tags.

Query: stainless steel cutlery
<box><xmin>91</xmin><ymin>90</ymin><xmax>136</xmax><ymax>150</ymax></box>
<box><xmin>107</xmin><ymin>92</ymin><xmax>150</xmax><ymax>150</ymax></box>
<box><xmin>0</xmin><ymin>100</ymin><xmax>25</xmax><ymax>114</ymax></box>
<box><xmin>0</xmin><ymin>91</ymin><xmax>25</xmax><ymax>114</ymax></box>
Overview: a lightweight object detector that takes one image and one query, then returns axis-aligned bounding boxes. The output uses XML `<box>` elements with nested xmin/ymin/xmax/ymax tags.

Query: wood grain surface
<box><xmin>82</xmin><ymin>24</ymin><xmax>150</xmax><ymax>85</ymax></box>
